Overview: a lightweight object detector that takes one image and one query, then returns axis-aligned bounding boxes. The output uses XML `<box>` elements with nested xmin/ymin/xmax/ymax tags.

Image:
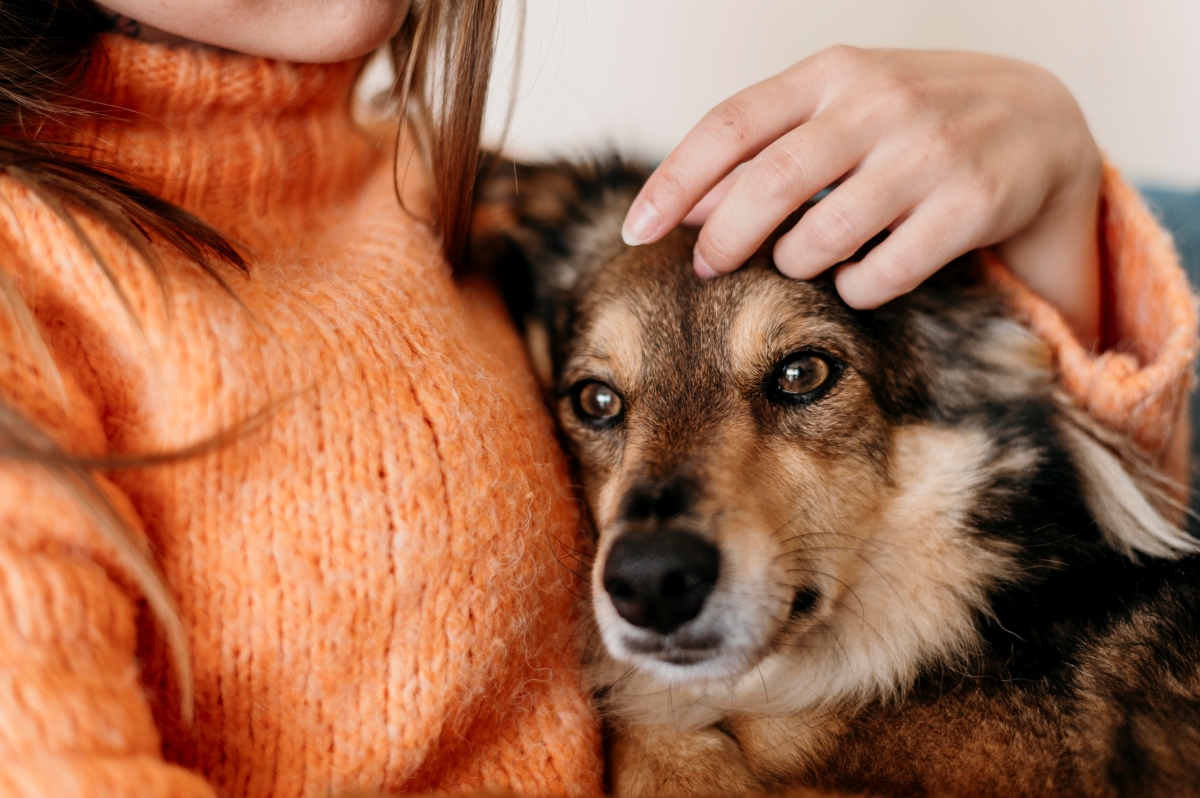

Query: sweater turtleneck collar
<box><xmin>65</xmin><ymin>34</ymin><xmax>390</xmax><ymax>251</ymax></box>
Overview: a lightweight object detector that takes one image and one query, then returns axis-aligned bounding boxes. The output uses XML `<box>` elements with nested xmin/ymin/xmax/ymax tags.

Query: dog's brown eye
<box><xmin>778</xmin><ymin>355</ymin><xmax>830</xmax><ymax>396</ymax></box>
<box><xmin>575</xmin><ymin>381</ymin><xmax>623</xmax><ymax>422</ymax></box>
<box><xmin>766</xmin><ymin>351</ymin><xmax>841</xmax><ymax>407</ymax></box>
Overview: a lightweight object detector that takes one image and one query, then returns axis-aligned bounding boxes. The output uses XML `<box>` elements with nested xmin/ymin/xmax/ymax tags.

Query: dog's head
<box><xmin>472</xmin><ymin>158</ymin><xmax>1195</xmax><ymax>714</ymax></box>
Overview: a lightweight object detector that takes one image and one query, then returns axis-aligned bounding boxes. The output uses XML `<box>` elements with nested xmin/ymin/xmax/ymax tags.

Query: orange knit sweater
<box><xmin>0</xmin><ymin>34</ymin><xmax>1193</xmax><ymax>798</ymax></box>
<box><xmin>0</xmin><ymin>37</ymin><xmax>602</xmax><ymax>798</ymax></box>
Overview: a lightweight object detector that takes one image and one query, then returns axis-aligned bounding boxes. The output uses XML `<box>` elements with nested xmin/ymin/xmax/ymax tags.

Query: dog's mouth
<box><xmin>595</xmin><ymin>544</ymin><xmax>822</xmax><ymax>681</ymax></box>
<box><xmin>602</xmin><ymin>619</ymin><xmax>749</xmax><ymax>677</ymax></box>
<box><xmin>590</xmin><ymin>507</ymin><xmax>828</xmax><ymax>681</ymax></box>
<box><xmin>624</xmin><ymin>630</ymin><xmax>722</xmax><ymax>657</ymax></box>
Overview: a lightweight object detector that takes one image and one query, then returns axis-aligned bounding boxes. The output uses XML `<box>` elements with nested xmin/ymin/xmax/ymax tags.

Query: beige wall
<box><xmin>483</xmin><ymin>0</ymin><xmax>1200</xmax><ymax>188</ymax></box>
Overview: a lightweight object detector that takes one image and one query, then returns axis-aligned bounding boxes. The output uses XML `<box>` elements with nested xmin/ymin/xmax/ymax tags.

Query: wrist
<box><xmin>996</xmin><ymin>150</ymin><xmax>1103</xmax><ymax>348</ymax></box>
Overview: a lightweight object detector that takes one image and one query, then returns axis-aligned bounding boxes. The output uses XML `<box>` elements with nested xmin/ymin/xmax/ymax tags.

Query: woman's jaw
<box><xmin>97</xmin><ymin>0</ymin><xmax>413</xmax><ymax>62</ymax></box>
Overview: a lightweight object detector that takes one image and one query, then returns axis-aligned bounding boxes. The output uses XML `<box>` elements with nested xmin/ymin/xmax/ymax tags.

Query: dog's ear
<box><xmin>469</xmin><ymin>156</ymin><xmax>649</xmax><ymax>387</ymax></box>
<box><xmin>1054</xmin><ymin>396</ymin><xmax>1200</xmax><ymax>560</ymax></box>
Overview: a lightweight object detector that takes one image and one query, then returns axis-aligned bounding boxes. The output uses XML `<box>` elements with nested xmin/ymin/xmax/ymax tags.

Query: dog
<box><xmin>470</xmin><ymin>158</ymin><xmax>1200</xmax><ymax>798</ymax></box>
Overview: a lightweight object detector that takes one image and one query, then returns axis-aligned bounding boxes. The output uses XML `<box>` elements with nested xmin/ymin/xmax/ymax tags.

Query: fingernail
<box><xmin>694</xmin><ymin>251</ymin><xmax>718</xmax><ymax>280</ymax></box>
<box><xmin>622</xmin><ymin>200</ymin><xmax>660</xmax><ymax>246</ymax></box>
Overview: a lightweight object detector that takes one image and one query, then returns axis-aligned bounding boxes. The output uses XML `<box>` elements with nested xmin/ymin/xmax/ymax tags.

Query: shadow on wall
<box><xmin>1139</xmin><ymin>188</ymin><xmax>1200</xmax><ymax>529</ymax></box>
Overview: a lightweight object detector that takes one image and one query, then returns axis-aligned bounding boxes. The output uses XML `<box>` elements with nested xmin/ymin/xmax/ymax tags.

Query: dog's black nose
<box><xmin>602</xmin><ymin>531</ymin><xmax>719</xmax><ymax>634</ymax></box>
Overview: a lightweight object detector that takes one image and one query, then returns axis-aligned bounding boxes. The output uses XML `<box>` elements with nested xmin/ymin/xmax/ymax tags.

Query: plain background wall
<box><xmin>482</xmin><ymin>0</ymin><xmax>1200</xmax><ymax>188</ymax></box>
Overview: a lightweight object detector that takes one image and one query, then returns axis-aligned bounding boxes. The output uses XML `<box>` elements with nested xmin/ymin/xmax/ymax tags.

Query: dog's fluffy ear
<box><xmin>1055</xmin><ymin>393</ymin><xmax>1200</xmax><ymax>559</ymax></box>
<box><xmin>469</xmin><ymin>159</ymin><xmax>591</xmax><ymax>283</ymax></box>
<box><xmin>469</xmin><ymin>156</ymin><xmax>649</xmax><ymax>387</ymax></box>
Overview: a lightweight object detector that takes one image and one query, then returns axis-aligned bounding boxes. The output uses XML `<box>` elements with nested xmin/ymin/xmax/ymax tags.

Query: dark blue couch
<box><xmin>1138</xmin><ymin>189</ymin><xmax>1200</xmax><ymax>524</ymax></box>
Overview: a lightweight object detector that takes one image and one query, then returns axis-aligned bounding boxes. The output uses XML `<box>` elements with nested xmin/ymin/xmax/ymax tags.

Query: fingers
<box><xmin>833</xmin><ymin>193</ymin><xmax>983</xmax><ymax>309</ymax></box>
<box><xmin>622</xmin><ymin>60</ymin><xmax>828</xmax><ymax>246</ymax></box>
<box><xmin>771</xmin><ymin>158</ymin><xmax>924</xmax><ymax>280</ymax></box>
<box><xmin>690</xmin><ymin>108</ymin><xmax>871</xmax><ymax>278</ymax></box>
<box><xmin>682</xmin><ymin>168</ymin><xmax>741</xmax><ymax>226</ymax></box>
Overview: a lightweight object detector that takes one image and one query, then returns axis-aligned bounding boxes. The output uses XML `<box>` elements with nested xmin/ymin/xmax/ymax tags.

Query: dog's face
<box><xmin>554</xmin><ymin>226</ymin><xmax>897</xmax><ymax>682</ymax></box>
<box><xmin>471</xmin><ymin>160</ymin><xmax>1016</xmax><ymax>702</ymax></box>
<box><xmin>472</xmin><ymin>159</ymin><xmax>1191</xmax><ymax>724</ymax></box>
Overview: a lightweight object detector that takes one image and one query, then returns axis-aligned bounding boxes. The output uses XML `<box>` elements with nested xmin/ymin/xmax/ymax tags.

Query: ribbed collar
<box><xmin>64</xmin><ymin>34</ymin><xmax>387</xmax><ymax>250</ymax></box>
<box><xmin>93</xmin><ymin>33</ymin><xmax>363</xmax><ymax>122</ymax></box>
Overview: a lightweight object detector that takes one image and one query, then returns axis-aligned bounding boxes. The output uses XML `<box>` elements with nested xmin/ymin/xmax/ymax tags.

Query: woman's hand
<box><xmin>622</xmin><ymin>47</ymin><xmax>1103</xmax><ymax>345</ymax></box>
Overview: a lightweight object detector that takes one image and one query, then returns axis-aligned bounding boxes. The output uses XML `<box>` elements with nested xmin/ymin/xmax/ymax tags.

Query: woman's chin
<box><xmin>102</xmin><ymin>0</ymin><xmax>413</xmax><ymax>63</ymax></box>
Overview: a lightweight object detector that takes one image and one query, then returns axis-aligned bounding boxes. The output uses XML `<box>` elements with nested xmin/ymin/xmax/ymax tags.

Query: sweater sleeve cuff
<box><xmin>979</xmin><ymin>161</ymin><xmax>1199</xmax><ymax>475</ymax></box>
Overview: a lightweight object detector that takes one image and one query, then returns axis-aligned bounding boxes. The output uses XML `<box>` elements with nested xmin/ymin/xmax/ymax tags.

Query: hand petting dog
<box><xmin>622</xmin><ymin>47</ymin><xmax>1103</xmax><ymax>346</ymax></box>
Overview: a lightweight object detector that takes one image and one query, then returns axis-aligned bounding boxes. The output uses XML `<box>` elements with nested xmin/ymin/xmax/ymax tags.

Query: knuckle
<box><xmin>937</xmin><ymin>171</ymin><xmax>1003</xmax><ymax>242</ymax></box>
<box><xmin>650</xmin><ymin>164</ymin><xmax>691</xmax><ymax>205</ymax></box>
<box><xmin>877</xmin><ymin>249</ymin><xmax>928</xmax><ymax>295</ymax></box>
<box><xmin>906</xmin><ymin>118</ymin><xmax>970</xmax><ymax>175</ymax></box>
<box><xmin>877</xmin><ymin>78</ymin><xmax>924</xmax><ymax>118</ymax></box>
<box><xmin>702</xmin><ymin>98</ymin><xmax>759</xmax><ymax>149</ymax></box>
<box><xmin>816</xmin><ymin>44</ymin><xmax>862</xmax><ymax>74</ymax></box>
<box><xmin>752</xmin><ymin>146</ymin><xmax>808</xmax><ymax>202</ymax></box>
<box><xmin>962</xmin><ymin>167</ymin><xmax>1003</xmax><ymax>212</ymax></box>
<box><xmin>927</xmin><ymin>115</ymin><xmax>968</xmax><ymax>153</ymax></box>
<box><xmin>803</xmin><ymin>203</ymin><xmax>860</xmax><ymax>258</ymax></box>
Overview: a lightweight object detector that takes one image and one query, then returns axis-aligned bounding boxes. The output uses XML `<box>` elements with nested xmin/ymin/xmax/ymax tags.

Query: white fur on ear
<box><xmin>524</xmin><ymin>315</ymin><xmax>554</xmax><ymax>389</ymax></box>
<box><xmin>1057</xmin><ymin>401</ymin><xmax>1199</xmax><ymax>559</ymax></box>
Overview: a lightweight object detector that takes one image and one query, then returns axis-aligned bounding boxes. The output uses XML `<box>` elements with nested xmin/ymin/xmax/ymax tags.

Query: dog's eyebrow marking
<box><xmin>726</xmin><ymin>285</ymin><xmax>845</xmax><ymax>373</ymax></box>
<box><xmin>574</xmin><ymin>301</ymin><xmax>646</xmax><ymax>390</ymax></box>
<box><xmin>727</xmin><ymin>286</ymin><xmax>791</xmax><ymax>371</ymax></box>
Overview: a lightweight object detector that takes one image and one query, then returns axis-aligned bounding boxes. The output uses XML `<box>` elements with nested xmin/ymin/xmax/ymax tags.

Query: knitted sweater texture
<box><xmin>0</xmin><ymin>35</ymin><xmax>1193</xmax><ymax>798</ymax></box>
<box><xmin>0</xmin><ymin>37</ymin><xmax>601</xmax><ymax>798</ymax></box>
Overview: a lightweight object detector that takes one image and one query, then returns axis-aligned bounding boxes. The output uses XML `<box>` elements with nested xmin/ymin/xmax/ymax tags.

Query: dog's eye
<box><xmin>770</xmin><ymin>352</ymin><xmax>839</xmax><ymax>403</ymax></box>
<box><xmin>779</xmin><ymin>355</ymin><xmax>829</xmax><ymax>395</ymax></box>
<box><xmin>573</xmin><ymin>381</ymin><xmax>624</xmax><ymax>423</ymax></box>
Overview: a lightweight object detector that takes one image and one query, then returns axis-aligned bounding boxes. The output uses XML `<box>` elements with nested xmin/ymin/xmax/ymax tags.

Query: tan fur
<box><xmin>589</xmin><ymin>426</ymin><xmax>1023</xmax><ymax>764</ymax></box>
<box><xmin>524</xmin><ymin>316</ymin><xmax>554</xmax><ymax>388</ymax></box>
<box><xmin>566</xmin><ymin>302</ymin><xmax>646</xmax><ymax>404</ymax></box>
<box><xmin>610</xmin><ymin>723</ymin><xmax>757</xmax><ymax>797</ymax></box>
<box><xmin>725</xmin><ymin>283</ymin><xmax>858</xmax><ymax>374</ymax></box>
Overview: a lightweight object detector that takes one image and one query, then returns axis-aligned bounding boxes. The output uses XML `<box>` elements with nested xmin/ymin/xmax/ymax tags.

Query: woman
<box><xmin>0</xmin><ymin>2</ymin><xmax>1193</xmax><ymax>797</ymax></box>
